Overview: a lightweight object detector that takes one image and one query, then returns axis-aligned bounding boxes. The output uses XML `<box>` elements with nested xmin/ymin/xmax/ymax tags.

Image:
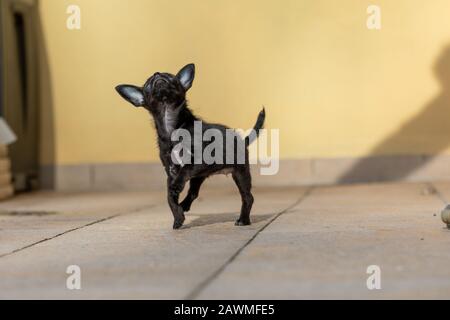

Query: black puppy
<box><xmin>116</xmin><ymin>64</ymin><xmax>265</xmax><ymax>229</ymax></box>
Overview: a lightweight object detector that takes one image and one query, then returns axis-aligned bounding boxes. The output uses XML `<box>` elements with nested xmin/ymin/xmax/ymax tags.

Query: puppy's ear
<box><xmin>115</xmin><ymin>85</ymin><xmax>145</xmax><ymax>107</ymax></box>
<box><xmin>176</xmin><ymin>64</ymin><xmax>195</xmax><ymax>90</ymax></box>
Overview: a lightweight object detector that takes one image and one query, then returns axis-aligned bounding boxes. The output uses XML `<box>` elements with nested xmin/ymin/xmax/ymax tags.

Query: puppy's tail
<box><xmin>245</xmin><ymin>107</ymin><xmax>266</xmax><ymax>145</ymax></box>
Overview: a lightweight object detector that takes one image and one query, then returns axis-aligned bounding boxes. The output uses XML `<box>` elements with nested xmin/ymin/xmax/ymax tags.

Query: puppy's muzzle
<box><xmin>153</xmin><ymin>76</ymin><xmax>172</xmax><ymax>99</ymax></box>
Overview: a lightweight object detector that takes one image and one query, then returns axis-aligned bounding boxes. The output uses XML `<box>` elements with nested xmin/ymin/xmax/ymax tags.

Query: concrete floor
<box><xmin>0</xmin><ymin>180</ymin><xmax>449</xmax><ymax>299</ymax></box>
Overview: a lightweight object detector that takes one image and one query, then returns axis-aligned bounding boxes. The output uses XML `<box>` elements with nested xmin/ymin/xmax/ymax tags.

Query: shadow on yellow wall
<box><xmin>339</xmin><ymin>44</ymin><xmax>450</xmax><ymax>183</ymax></box>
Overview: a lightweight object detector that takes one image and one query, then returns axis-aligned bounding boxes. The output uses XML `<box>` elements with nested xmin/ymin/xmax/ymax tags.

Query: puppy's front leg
<box><xmin>167</xmin><ymin>176</ymin><xmax>186</xmax><ymax>229</ymax></box>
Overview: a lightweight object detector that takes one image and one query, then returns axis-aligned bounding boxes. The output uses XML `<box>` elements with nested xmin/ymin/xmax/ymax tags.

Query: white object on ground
<box><xmin>0</xmin><ymin>118</ymin><xmax>17</xmax><ymax>145</ymax></box>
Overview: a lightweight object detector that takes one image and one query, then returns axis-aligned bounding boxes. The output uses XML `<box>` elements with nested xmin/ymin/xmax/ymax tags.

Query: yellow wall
<box><xmin>38</xmin><ymin>0</ymin><xmax>450</xmax><ymax>165</ymax></box>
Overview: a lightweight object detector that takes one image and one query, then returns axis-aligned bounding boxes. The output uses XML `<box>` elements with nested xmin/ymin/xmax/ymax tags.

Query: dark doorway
<box><xmin>0</xmin><ymin>0</ymin><xmax>39</xmax><ymax>192</ymax></box>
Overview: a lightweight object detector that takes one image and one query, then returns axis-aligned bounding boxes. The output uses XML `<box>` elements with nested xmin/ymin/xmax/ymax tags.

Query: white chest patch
<box><xmin>164</xmin><ymin>107</ymin><xmax>179</xmax><ymax>134</ymax></box>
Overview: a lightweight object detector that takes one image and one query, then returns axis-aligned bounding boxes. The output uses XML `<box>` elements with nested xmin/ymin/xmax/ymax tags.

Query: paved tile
<box><xmin>0</xmin><ymin>191</ymin><xmax>160</xmax><ymax>257</ymax></box>
<box><xmin>198</xmin><ymin>183</ymin><xmax>450</xmax><ymax>299</ymax></box>
<box><xmin>0</xmin><ymin>186</ymin><xmax>303</xmax><ymax>299</ymax></box>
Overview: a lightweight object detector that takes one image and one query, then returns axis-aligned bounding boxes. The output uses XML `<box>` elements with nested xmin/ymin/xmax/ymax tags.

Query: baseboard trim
<box><xmin>39</xmin><ymin>154</ymin><xmax>450</xmax><ymax>191</ymax></box>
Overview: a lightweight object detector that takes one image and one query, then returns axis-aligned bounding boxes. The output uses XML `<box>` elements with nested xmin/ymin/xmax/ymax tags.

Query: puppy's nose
<box><xmin>155</xmin><ymin>78</ymin><xmax>168</xmax><ymax>87</ymax></box>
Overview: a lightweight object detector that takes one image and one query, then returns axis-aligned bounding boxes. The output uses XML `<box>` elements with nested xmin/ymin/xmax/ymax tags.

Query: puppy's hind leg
<box><xmin>180</xmin><ymin>177</ymin><xmax>206</xmax><ymax>212</ymax></box>
<box><xmin>232</xmin><ymin>167</ymin><xmax>254</xmax><ymax>226</ymax></box>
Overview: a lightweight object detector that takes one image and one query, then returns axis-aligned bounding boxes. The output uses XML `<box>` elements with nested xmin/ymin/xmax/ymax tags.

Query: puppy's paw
<box><xmin>173</xmin><ymin>216</ymin><xmax>185</xmax><ymax>230</ymax></box>
<box><xmin>173</xmin><ymin>220</ymin><xmax>184</xmax><ymax>230</ymax></box>
<box><xmin>235</xmin><ymin>218</ymin><xmax>251</xmax><ymax>226</ymax></box>
<box><xmin>180</xmin><ymin>200</ymin><xmax>191</xmax><ymax>212</ymax></box>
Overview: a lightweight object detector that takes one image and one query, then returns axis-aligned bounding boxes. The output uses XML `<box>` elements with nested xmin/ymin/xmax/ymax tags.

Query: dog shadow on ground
<box><xmin>182</xmin><ymin>212</ymin><xmax>274</xmax><ymax>229</ymax></box>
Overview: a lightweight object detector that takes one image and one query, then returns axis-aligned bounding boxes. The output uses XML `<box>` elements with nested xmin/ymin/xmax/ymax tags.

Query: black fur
<box><xmin>116</xmin><ymin>64</ymin><xmax>265</xmax><ymax>229</ymax></box>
